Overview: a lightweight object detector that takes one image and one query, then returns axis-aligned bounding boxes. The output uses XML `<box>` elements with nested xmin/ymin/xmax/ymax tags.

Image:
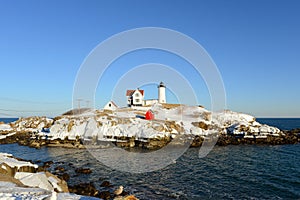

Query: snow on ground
<box><xmin>0</xmin><ymin>124</ymin><xmax>13</xmax><ymax>131</ymax></box>
<box><xmin>213</xmin><ymin>110</ymin><xmax>255</xmax><ymax>127</ymax></box>
<box><xmin>0</xmin><ymin>153</ymin><xmax>38</xmax><ymax>169</ymax></box>
<box><xmin>44</xmin><ymin>104</ymin><xmax>282</xmax><ymax>141</ymax></box>
<box><xmin>0</xmin><ymin>181</ymin><xmax>99</xmax><ymax>200</ymax></box>
<box><xmin>0</xmin><ymin>104</ymin><xmax>281</xmax><ymax>141</ymax></box>
<box><xmin>0</xmin><ymin>152</ymin><xmax>100</xmax><ymax>200</ymax></box>
<box><xmin>0</xmin><ymin>181</ymin><xmax>51</xmax><ymax>200</ymax></box>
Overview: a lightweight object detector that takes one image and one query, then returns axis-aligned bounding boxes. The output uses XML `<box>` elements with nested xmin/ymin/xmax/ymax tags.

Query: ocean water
<box><xmin>257</xmin><ymin>118</ymin><xmax>300</xmax><ymax>131</ymax></box>
<box><xmin>0</xmin><ymin>118</ymin><xmax>18</xmax><ymax>124</ymax></box>
<box><xmin>0</xmin><ymin>118</ymin><xmax>299</xmax><ymax>199</ymax></box>
<box><xmin>0</xmin><ymin>143</ymin><xmax>299</xmax><ymax>199</ymax></box>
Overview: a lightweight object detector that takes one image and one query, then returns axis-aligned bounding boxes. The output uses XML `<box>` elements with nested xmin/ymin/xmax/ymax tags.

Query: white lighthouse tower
<box><xmin>158</xmin><ymin>81</ymin><xmax>166</xmax><ymax>104</ymax></box>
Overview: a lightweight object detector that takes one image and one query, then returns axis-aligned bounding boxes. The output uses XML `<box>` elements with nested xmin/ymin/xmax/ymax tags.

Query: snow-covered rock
<box><xmin>0</xmin><ymin>152</ymin><xmax>98</xmax><ymax>200</ymax></box>
<box><xmin>0</xmin><ymin>104</ymin><xmax>280</xmax><ymax>145</ymax></box>
<box><xmin>0</xmin><ymin>181</ymin><xmax>99</xmax><ymax>200</ymax></box>
<box><xmin>0</xmin><ymin>153</ymin><xmax>38</xmax><ymax>170</ymax></box>
<box><xmin>44</xmin><ymin>104</ymin><xmax>281</xmax><ymax>142</ymax></box>
<box><xmin>0</xmin><ymin>132</ymin><xmax>16</xmax><ymax>140</ymax></box>
<box><xmin>0</xmin><ymin>124</ymin><xmax>13</xmax><ymax>132</ymax></box>
<box><xmin>14</xmin><ymin>172</ymin><xmax>54</xmax><ymax>191</ymax></box>
<box><xmin>0</xmin><ymin>181</ymin><xmax>51</xmax><ymax>200</ymax></box>
<box><xmin>11</xmin><ymin>116</ymin><xmax>53</xmax><ymax>133</ymax></box>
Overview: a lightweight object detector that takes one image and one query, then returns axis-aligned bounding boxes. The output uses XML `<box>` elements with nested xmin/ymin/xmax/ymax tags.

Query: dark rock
<box><xmin>69</xmin><ymin>182</ymin><xmax>99</xmax><ymax>197</ymax></box>
<box><xmin>29</xmin><ymin>140</ymin><xmax>42</xmax><ymax>148</ymax></box>
<box><xmin>216</xmin><ymin>130</ymin><xmax>300</xmax><ymax>146</ymax></box>
<box><xmin>100</xmin><ymin>180</ymin><xmax>112</xmax><ymax>187</ymax></box>
<box><xmin>146</xmin><ymin>137</ymin><xmax>171</xmax><ymax>149</ymax></box>
<box><xmin>190</xmin><ymin>136</ymin><xmax>204</xmax><ymax>147</ymax></box>
<box><xmin>60</xmin><ymin>173</ymin><xmax>70</xmax><ymax>181</ymax></box>
<box><xmin>0</xmin><ymin>132</ymin><xmax>31</xmax><ymax>145</ymax></box>
<box><xmin>99</xmin><ymin>191</ymin><xmax>111</xmax><ymax>200</ymax></box>
<box><xmin>44</xmin><ymin>161</ymin><xmax>54</xmax><ymax>166</ymax></box>
<box><xmin>75</xmin><ymin>167</ymin><xmax>92</xmax><ymax>174</ymax></box>
<box><xmin>192</xmin><ymin>121</ymin><xmax>209</xmax><ymax>130</ymax></box>
<box><xmin>18</xmin><ymin>165</ymin><xmax>36</xmax><ymax>173</ymax></box>
<box><xmin>37</xmin><ymin>166</ymin><xmax>46</xmax><ymax>172</ymax></box>
<box><xmin>288</xmin><ymin>128</ymin><xmax>300</xmax><ymax>134</ymax></box>
<box><xmin>55</xmin><ymin>166</ymin><xmax>65</xmax><ymax>172</ymax></box>
<box><xmin>121</xmin><ymin>190</ymin><xmax>129</xmax><ymax>196</ymax></box>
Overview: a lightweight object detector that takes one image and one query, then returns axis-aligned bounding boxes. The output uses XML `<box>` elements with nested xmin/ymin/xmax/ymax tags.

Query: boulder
<box><xmin>59</xmin><ymin>173</ymin><xmax>70</xmax><ymax>182</ymax></box>
<box><xmin>114</xmin><ymin>195</ymin><xmax>139</xmax><ymax>200</ymax></box>
<box><xmin>69</xmin><ymin>182</ymin><xmax>99</xmax><ymax>197</ymax></box>
<box><xmin>0</xmin><ymin>173</ymin><xmax>25</xmax><ymax>187</ymax></box>
<box><xmin>99</xmin><ymin>191</ymin><xmax>111</xmax><ymax>200</ymax></box>
<box><xmin>100</xmin><ymin>180</ymin><xmax>112</xmax><ymax>187</ymax></box>
<box><xmin>0</xmin><ymin>163</ymin><xmax>17</xmax><ymax>177</ymax></box>
<box><xmin>190</xmin><ymin>136</ymin><xmax>204</xmax><ymax>147</ymax></box>
<box><xmin>45</xmin><ymin>171</ymin><xmax>69</xmax><ymax>193</ymax></box>
<box><xmin>192</xmin><ymin>121</ymin><xmax>209</xmax><ymax>130</ymax></box>
<box><xmin>75</xmin><ymin>167</ymin><xmax>92</xmax><ymax>174</ymax></box>
<box><xmin>54</xmin><ymin>166</ymin><xmax>65</xmax><ymax>172</ymax></box>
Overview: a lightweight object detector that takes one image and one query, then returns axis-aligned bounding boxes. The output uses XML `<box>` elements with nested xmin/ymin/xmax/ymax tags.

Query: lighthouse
<box><xmin>158</xmin><ymin>81</ymin><xmax>166</xmax><ymax>104</ymax></box>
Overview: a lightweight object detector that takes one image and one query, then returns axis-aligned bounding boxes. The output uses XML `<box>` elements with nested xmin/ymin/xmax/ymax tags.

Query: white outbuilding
<box><xmin>104</xmin><ymin>100</ymin><xmax>118</xmax><ymax>110</ymax></box>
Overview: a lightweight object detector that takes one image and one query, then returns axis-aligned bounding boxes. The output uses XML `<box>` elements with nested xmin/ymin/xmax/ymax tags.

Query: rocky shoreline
<box><xmin>0</xmin><ymin>105</ymin><xmax>299</xmax><ymax>150</ymax></box>
<box><xmin>0</xmin><ymin>152</ymin><xmax>139</xmax><ymax>200</ymax></box>
<box><xmin>0</xmin><ymin>128</ymin><xmax>299</xmax><ymax>150</ymax></box>
<box><xmin>216</xmin><ymin>129</ymin><xmax>300</xmax><ymax>146</ymax></box>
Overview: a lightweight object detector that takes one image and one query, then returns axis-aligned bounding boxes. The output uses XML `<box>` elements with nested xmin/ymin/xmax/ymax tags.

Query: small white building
<box><xmin>104</xmin><ymin>100</ymin><xmax>118</xmax><ymax>110</ymax></box>
<box><xmin>126</xmin><ymin>89</ymin><xmax>144</xmax><ymax>107</ymax></box>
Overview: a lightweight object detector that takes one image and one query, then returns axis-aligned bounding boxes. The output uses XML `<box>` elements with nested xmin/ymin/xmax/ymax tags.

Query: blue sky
<box><xmin>0</xmin><ymin>0</ymin><xmax>299</xmax><ymax>117</ymax></box>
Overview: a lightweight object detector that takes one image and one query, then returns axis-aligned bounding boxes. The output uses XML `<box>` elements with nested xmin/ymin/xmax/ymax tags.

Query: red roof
<box><xmin>126</xmin><ymin>89</ymin><xmax>144</xmax><ymax>96</ymax></box>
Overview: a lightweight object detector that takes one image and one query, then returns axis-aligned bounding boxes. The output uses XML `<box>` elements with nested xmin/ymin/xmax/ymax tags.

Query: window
<box><xmin>136</xmin><ymin>99</ymin><xmax>140</xmax><ymax>102</ymax></box>
<box><xmin>135</xmin><ymin>93</ymin><xmax>139</xmax><ymax>97</ymax></box>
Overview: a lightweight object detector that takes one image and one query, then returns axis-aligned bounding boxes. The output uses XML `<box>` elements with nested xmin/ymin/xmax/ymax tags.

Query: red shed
<box><xmin>145</xmin><ymin>110</ymin><xmax>155</xmax><ymax>120</ymax></box>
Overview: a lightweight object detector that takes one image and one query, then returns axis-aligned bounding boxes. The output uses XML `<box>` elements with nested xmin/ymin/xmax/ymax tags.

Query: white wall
<box><xmin>104</xmin><ymin>101</ymin><xmax>118</xmax><ymax>110</ymax></box>
<box><xmin>158</xmin><ymin>86</ymin><xmax>166</xmax><ymax>103</ymax></box>
<box><xmin>144</xmin><ymin>99</ymin><xmax>158</xmax><ymax>106</ymax></box>
<box><xmin>132</xmin><ymin>90</ymin><xmax>144</xmax><ymax>105</ymax></box>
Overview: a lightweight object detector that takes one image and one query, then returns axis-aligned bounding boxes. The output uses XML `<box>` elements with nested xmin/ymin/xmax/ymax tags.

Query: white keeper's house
<box><xmin>126</xmin><ymin>81</ymin><xmax>166</xmax><ymax>107</ymax></box>
<box><xmin>126</xmin><ymin>89</ymin><xmax>144</xmax><ymax>107</ymax></box>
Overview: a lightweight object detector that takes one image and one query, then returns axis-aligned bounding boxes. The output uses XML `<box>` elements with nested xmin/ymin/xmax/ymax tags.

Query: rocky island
<box><xmin>0</xmin><ymin>104</ymin><xmax>299</xmax><ymax>149</ymax></box>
